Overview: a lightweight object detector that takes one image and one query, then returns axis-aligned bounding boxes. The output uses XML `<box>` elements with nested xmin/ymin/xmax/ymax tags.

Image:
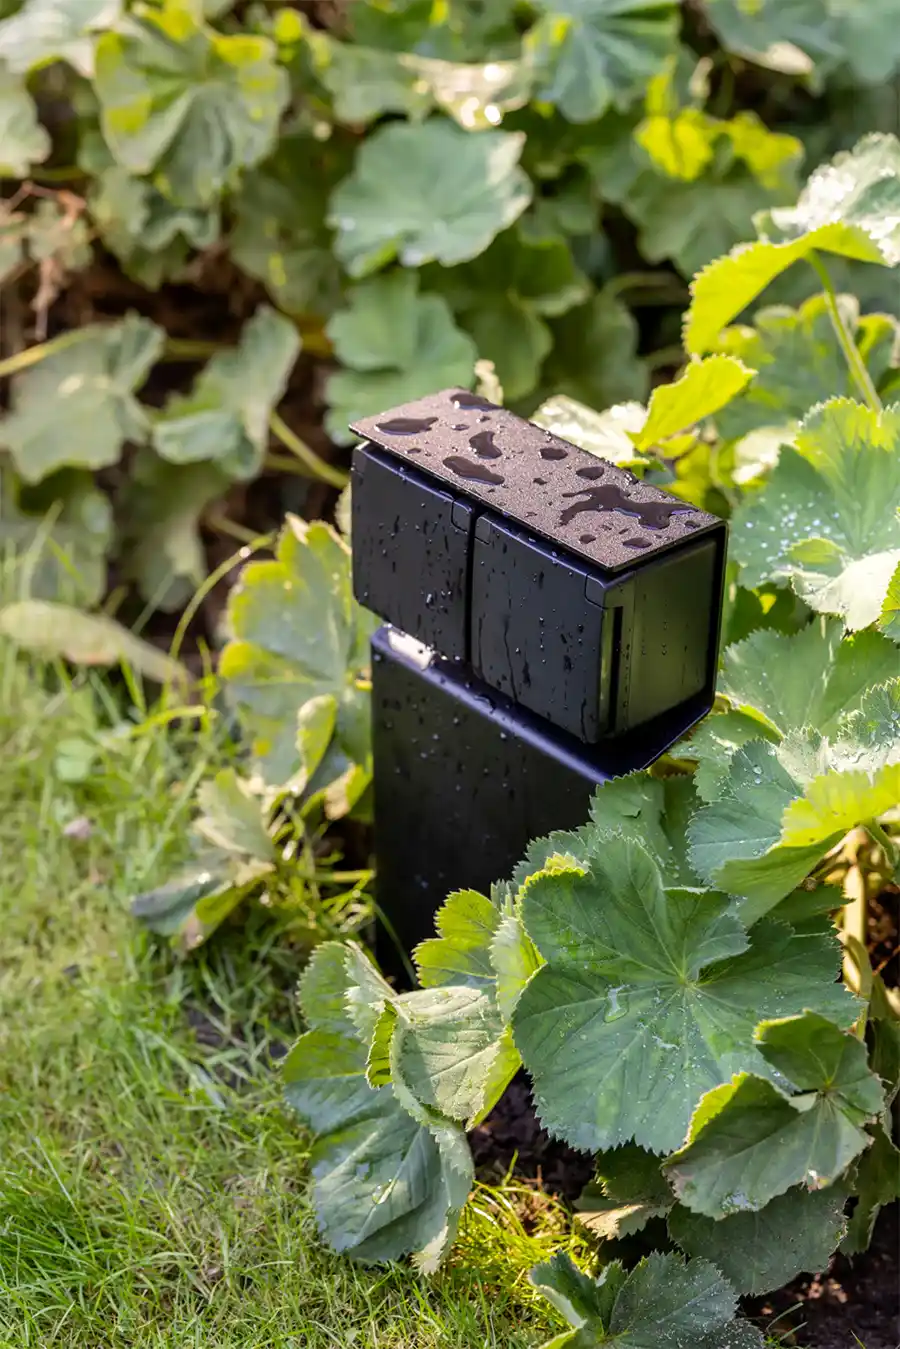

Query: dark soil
<box><xmin>470</xmin><ymin>1077</ymin><xmax>900</xmax><ymax>1349</ymax></box>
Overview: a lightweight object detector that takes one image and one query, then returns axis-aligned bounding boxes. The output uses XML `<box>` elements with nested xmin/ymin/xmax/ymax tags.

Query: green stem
<box><xmin>808</xmin><ymin>252</ymin><xmax>882</xmax><ymax>413</ymax></box>
<box><xmin>269</xmin><ymin>410</ymin><xmax>349</xmax><ymax>490</ymax></box>
<box><xmin>866</xmin><ymin>818</ymin><xmax>897</xmax><ymax>867</ymax></box>
<box><xmin>0</xmin><ymin>329</ymin><xmax>84</xmax><ymax>379</ymax></box>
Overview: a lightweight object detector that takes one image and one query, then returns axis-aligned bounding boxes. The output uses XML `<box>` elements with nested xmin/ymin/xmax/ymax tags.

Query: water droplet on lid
<box><xmin>377</xmin><ymin>416</ymin><xmax>438</xmax><ymax>435</ymax></box>
<box><xmin>533</xmin><ymin>477</ymin><xmax>547</xmax><ymax>486</ymax></box>
<box><xmin>540</xmin><ymin>443</ymin><xmax>568</xmax><ymax>461</ymax></box>
<box><xmin>469</xmin><ymin>429</ymin><xmax>502</xmax><ymax>458</ymax></box>
<box><xmin>451</xmin><ymin>391</ymin><xmax>497</xmax><ymax>411</ymax></box>
<box><xmin>579</xmin><ymin>533</ymin><xmax>596</xmax><ymax>544</ymax></box>
<box><xmin>576</xmin><ymin>465</ymin><xmax>605</xmax><ymax>481</ymax></box>
<box><xmin>443</xmin><ymin>454</ymin><xmax>505</xmax><ymax>485</ymax></box>
<box><xmin>622</xmin><ymin>535</ymin><xmax>651</xmax><ymax>549</ymax></box>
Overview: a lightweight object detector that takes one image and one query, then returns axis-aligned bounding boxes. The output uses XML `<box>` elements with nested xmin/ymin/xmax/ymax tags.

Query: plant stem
<box><xmin>269</xmin><ymin>410</ymin><xmax>349</xmax><ymax>489</ymax></box>
<box><xmin>0</xmin><ymin>329</ymin><xmax>84</xmax><ymax>379</ymax></box>
<box><xmin>866</xmin><ymin>817</ymin><xmax>897</xmax><ymax>866</ymax></box>
<box><xmin>808</xmin><ymin>252</ymin><xmax>882</xmax><ymax>413</ymax></box>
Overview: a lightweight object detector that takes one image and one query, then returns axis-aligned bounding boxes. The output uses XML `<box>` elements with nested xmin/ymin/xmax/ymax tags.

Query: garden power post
<box><xmin>350</xmin><ymin>389</ymin><xmax>727</xmax><ymax>979</ymax></box>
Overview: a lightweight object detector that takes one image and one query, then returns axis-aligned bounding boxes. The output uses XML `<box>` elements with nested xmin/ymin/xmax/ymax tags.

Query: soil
<box><xmin>469</xmin><ymin>1075</ymin><xmax>900</xmax><ymax>1349</ymax></box>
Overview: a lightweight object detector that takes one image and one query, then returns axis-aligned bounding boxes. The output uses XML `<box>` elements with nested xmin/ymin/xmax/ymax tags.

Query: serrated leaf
<box><xmin>297</xmin><ymin>939</ymin><xmax>357</xmax><ymax>1035</ymax></box>
<box><xmin>220</xmin><ymin>515</ymin><xmax>376</xmax><ymax>790</ymax></box>
<box><xmin>731</xmin><ymin>400</ymin><xmax>900</xmax><ymax>630</ymax></box>
<box><xmin>0</xmin><ymin>316</ymin><xmax>164</xmax><ymax>483</ymax></box>
<box><xmin>527</xmin><ymin>0</ymin><xmax>679</xmax><ymax>124</ymax></box>
<box><xmin>120</xmin><ymin>454</ymin><xmax>228</xmax><ymax>611</ymax></box>
<box><xmin>328</xmin><ymin>119</ymin><xmax>531</xmax><ymax>277</ymax></box>
<box><xmin>0</xmin><ymin>600</ymin><xmax>186</xmax><ymax>686</ymax></box>
<box><xmin>576</xmin><ymin>1144</ymin><xmax>673</xmax><ymax>1241</ymax></box>
<box><xmin>532</xmin><ymin>397</ymin><xmax>648</xmax><ymax>466</ymax></box>
<box><xmin>0</xmin><ymin>470</ymin><xmax>112</xmax><ymax>605</ymax></box>
<box><xmin>490</xmin><ymin>913</ymin><xmax>543</xmax><ymax>1021</ymax></box>
<box><xmin>309</xmin><ymin>33</ymin><xmax>430</xmax><ymax>124</ymax></box>
<box><xmin>0</xmin><ymin>0</ymin><xmax>120</xmax><ymax>77</ymax></box>
<box><xmin>325</xmin><ymin>271</ymin><xmax>476</xmax><ymax>445</ymax></box>
<box><xmin>94</xmin><ymin>0</ymin><xmax>288</xmax><ymax>208</ymax></box>
<box><xmin>841</xmin><ymin>1122</ymin><xmax>900</xmax><ymax>1254</ymax></box>
<box><xmin>512</xmin><ymin>837</ymin><xmax>852</xmax><ymax>1154</ymax></box>
<box><xmin>414</xmin><ymin>889</ymin><xmax>500</xmax><ymax>991</ymax></box>
<box><xmin>781</xmin><ymin>762</ymin><xmax>900</xmax><ymax>848</ymax></box>
<box><xmin>685</xmin><ymin>135</ymin><xmax>900</xmax><ymax>353</ymax></box>
<box><xmin>631</xmin><ymin>356</ymin><xmax>755</xmax><ymax>451</ymax></box>
<box><xmin>194</xmin><ymin>769</ymin><xmax>275</xmax><ymax>861</ymax></box>
<box><xmin>669</xmin><ymin>1187</ymin><xmax>847</xmax><ymax>1295</ymax></box>
<box><xmin>131</xmin><ymin>853</ymin><xmax>271</xmax><ymax>948</ymax></box>
<box><xmin>713</xmin><ymin>294</ymin><xmax>899</xmax><ymax>443</ymax></box>
<box><xmin>152</xmin><ymin>307</ymin><xmax>299</xmax><ymax>479</ymax></box>
<box><xmin>879</xmin><ymin>560</ymin><xmax>900</xmax><ymax>642</ymax></box>
<box><xmin>530</xmin><ymin>1251</ymin><xmax>763</xmax><ymax>1349</ymax></box>
<box><xmin>0</xmin><ymin>68</ymin><xmax>50</xmax><ymax>175</ymax></box>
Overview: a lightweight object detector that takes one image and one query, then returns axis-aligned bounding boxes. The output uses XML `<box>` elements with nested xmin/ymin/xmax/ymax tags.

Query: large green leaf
<box><xmin>283</xmin><ymin>942</ymin><xmax>473</xmax><ymax>1268</ymax></box>
<box><xmin>152</xmin><ymin>307</ymin><xmax>299</xmax><ymax>479</ymax></box>
<box><xmin>328</xmin><ymin>119</ymin><xmax>531</xmax><ymax>276</ymax></box>
<box><xmin>0</xmin><ymin>470</ymin><xmax>112</xmax><ymax>605</ymax></box>
<box><xmin>325</xmin><ymin>271</ymin><xmax>477</xmax><ymax>445</ymax></box>
<box><xmin>527</xmin><ymin>0</ymin><xmax>679</xmax><ymax>125</ymax></box>
<box><xmin>731</xmin><ymin>400</ymin><xmax>900</xmax><ymax>630</ymax></box>
<box><xmin>0</xmin><ymin>0</ymin><xmax>120</xmax><ymax>77</ymax></box>
<box><xmin>94</xmin><ymin>0</ymin><xmax>288</xmax><ymax>207</ymax></box>
<box><xmin>414</xmin><ymin>889</ymin><xmax>501</xmax><ymax>991</ymax></box>
<box><xmin>685</xmin><ymin>134</ymin><xmax>900</xmax><ymax>353</ymax></box>
<box><xmin>669</xmin><ymin>1187</ymin><xmax>847</xmax><ymax>1295</ymax></box>
<box><xmin>530</xmin><ymin>1251</ymin><xmax>763</xmax><ymax>1349</ymax></box>
<box><xmin>0</xmin><ymin>317</ymin><xmax>164</xmax><ymax>483</ymax></box>
<box><xmin>706</xmin><ymin>0</ymin><xmax>900</xmax><ymax>86</ymax></box>
<box><xmin>631</xmin><ymin>355</ymin><xmax>755</xmax><ymax>452</ymax></box>
<box><xmin>0</xmin><ymin>68</ymin><xmax>50</xmax><ymax>175</ymax></box>
<box><xmin>219</xmin><ymin>515</ymin><xmax>376</xmax><ymax>790</ymax></box>
<box><xmin>511</xmin><ymin>838</ymin><xmax>853</xmax><ymax>1154</ymax></box>
<box><xmin>576</xmin><ymin>1144</ymin><xmax>674</xmax><ymax>1241</ymax></box>
<box><xmin>713</xmin><ymin>294</ymin><xmax>899</xmax><ymax>444</ymax></box>
<box><xmin>666</xmin><ymin>1013</ymin><xmax>882</xmax><ymax>1217</ymax></box>
<box><xmin>841</xmin><ymin>1122</ymin><xmax>900</xmax><ymax>1254</ymax></box>
<box><xmin>540</xmin><ymin>291</ymin><xmax>649</xmax><ymax>411</ymax></box>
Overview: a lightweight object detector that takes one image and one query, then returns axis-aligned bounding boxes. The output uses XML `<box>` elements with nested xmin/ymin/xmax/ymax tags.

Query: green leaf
<box><xmin>399</xmin><ymin>51</ymin><xmax>533</xmax><ymax>130</ymax></box>
<box><xmin>0</xmin><ymin>68</ymin><xmax>50</xmax><ymax>175</ymax></box>
<box><xmin>0</xmin><ymin>0</ymin><xmax>120</xmax><ymax>77</ymax></box>
<box><xmin>414</xmin><ymin>890</ymin><xmax>501</xmax><ymax>991</ymax></box>
<box><xmin>0</xmin><ymin>600</ymin><xmax>186</xmax><ymax>686</ymax></box>
<box><xmin>152</xmin><ymin>307</ymin><xmax>299</xmax><ymax>479</ymax></box>
<box><xmin>219</xmin><ymin>515</ymin><xmax>376</xmax><ymax>789</ymax></box>
<box><xmin>712</xmin><ymin>294</ymin><xmax>899</xmax><ymax>443</ymax></box>
<box><xmin>0</xmin><ymin>317</ymin><xmax>164</xmax><ymax>483</ymax></box>
<box><xmin>0</xmin><ymin>470</ymin><xmax>112</xmax><ymax>606</ymax></box>
<box><xmin>94</xmin><ymin>0</ymin><xmax>288</xmax><ymax>208</ymax></box>
<box><xmin>512</xmin><ymin>838</ymin><xmax>852</xmax><ymax>1154</ymax></box>
<box><xmin>666</xmin><ymin>1014</ymin><xmax>882</xmax><ymax>1217</ymax></box>
<box><xmin>541</xmin><ymin>292</ymin><xmax>648</xmax><ymax>411</ymax></box>
<box><xmin>530</xmin><ymin>1251</ymin><xmax>763</xmax><ymax>1349</ymax></box>
<box><xmin>685</xmin><ymin>134</ymin><xmax>900</xmax><ymax>353</ymax></box>
<box><xmin>879</xmin><ymin>560</ymin><xmax>900</xmax><ymax>643</ymax></box>
<box><xmin>576</xmin><ymin>1144</ymin><xmax>673</xmax><ymax>1241</ymax></box>
<box><xmin>131</xmin><ymin>852</ymin><xmax>272</xmax><ymax>948</ymax></box>
<box><xmin>490</xmin><ymin>913</ymin><xmax>543</xmax><ymax>1020</ymax></box>
<box><xmin>230</xmin><ymin>136</ymin><xmax>343</xmax><ymax>320</ymax></box>
<box><xmin>194</xmin><ymin>769</ymin><xmax>275</xmax><ymax>861</ymax></box>
<box><xmin>325</xmin><ymin>271</ymin><xmax>477</xmax><ymax>445</ymax></box>
<box><xmin>731</xmin><ymin>400</ymin><xmax>900</xmax><ymax>630</ymax></box>
<box><xmin>308</xmin><ymin>33</ymin><xmax>431</xmax><ymax>124</ymax></box>
<box><xmin>119</xmin><ymin>454</ymin><xmax>229</xmax><ymax>611</ymax></box>
<box><xmin>781</xmin><ymin>761</ymin><xmax>900</xmax><ymax>849</ymax></box>
<box><xmin>527</xmin><ymin>0</ymin><xmax>679</xmax><ymax>124</ymax></box>
<box><xmin>841</xmin><ymin>1122</ymin><xmax>900</xmax><ymax>1254</ymax></box>
<box><xmin>631</xmin><ymin>356</ymin><xmax>755</xmax><ymax>452</ymax></box>
<box><xmin>706</xmin><ymin>0</ymin><xmax>900</xmax><ymax>86</ymax></box>
<box><xmin>298</xmin><ymin>940</ymin><xmax>358</xmax><ymax>1034</ymax></box>
<box><xmin>328</xmin><ymin>119</ymin><xmax>531</xmax><ymax>277</ymax></box>
<box><xmin>532</xmin><ymin>397</ymin><xmax>648</xmax><ymax>466</ymax></box>
<box><xmin>669</xmin><ymin>1187</ymin><xmax>847</xmax><ymax>1295</ymax></box>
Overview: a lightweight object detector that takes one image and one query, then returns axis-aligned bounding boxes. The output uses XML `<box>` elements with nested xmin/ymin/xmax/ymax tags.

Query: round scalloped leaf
<box><xmin>511</xmin><ymin>837</ymin><xmax>851</xmax><ymax>1155</ymax></box>
<box><xmin>0</xmin><ymin>0</ymin><xmax>120</xmax><ymax>77</ymax></box>
<box><xmin>527</xmin><ymin>0</ymin><xmax>680</xmax><ymax>125</ymax></box>
<box><xmin>0</xmin><ymin>469</ymin><xmax>113</xmax><ymax>606</ymax></box>
<box><xmin>0</xmin><ymin>68</ymin><xmax>50</xmax><ymax>175</ymax></box>
<box><xmin>328</xmin><ymin>120</ymin><xmax>531</xmax><ymax>276</ymax></box>
<box><xmin>731</xmin><ymin>400</ymin><xmax>900</xmax><ymax>630</ymax></box>
<box><xmin>94</xmin><ymin>1</ymin><xmax>288</xmax><ymax>208</ymax></box>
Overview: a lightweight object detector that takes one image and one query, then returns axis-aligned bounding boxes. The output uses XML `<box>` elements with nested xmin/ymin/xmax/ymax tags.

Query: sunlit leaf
<box><xmin>0</xmin><ymin>0</ymin><xmax>120</xmax><ymax>77</ymax></box>
<box><xmin>631</xmin><ymin>356</ymin><xmax>755</xmax><ymax>451</ymax></box>
<box><xmin>532</xmin><ymin>396</ymin><xmax>647</xmax><ymax>465</ymax></box>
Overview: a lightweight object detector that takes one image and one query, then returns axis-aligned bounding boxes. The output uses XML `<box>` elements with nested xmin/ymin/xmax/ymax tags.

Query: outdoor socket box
<box><xmin>350</xmin><ymin>388</ymin><xmax>727</xmax><ymax>974</ymax></box>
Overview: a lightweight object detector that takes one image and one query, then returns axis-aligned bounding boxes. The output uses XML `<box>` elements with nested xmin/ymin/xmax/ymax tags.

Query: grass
<box><xmin>0</xmin><ymin>651</ymin><xmax>578</xmax><ymax>1347</ymax></box>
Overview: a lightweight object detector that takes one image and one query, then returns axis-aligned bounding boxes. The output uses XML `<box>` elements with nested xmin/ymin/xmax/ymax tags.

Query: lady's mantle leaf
<box><xmin>881</xmin><ymin>561</ymin><xmax>900</xmax><ymax>643</ymax></box>
<box><xmin>325</xmin><ymin>272</ymin><xmax>476</xmax><ymax>445</ymax></box>
<box><xmin>0</xmin><ymin>68</ymin><xmax>50</xmax><ymax>175</ymax></box>
<box><xmin>527</xmin><ymin>0</ymin><xmax>679</xmax><ymax>125</ymax></box>
<box><xmin>0</xmin><ymin>0</ymin><xmax>120</xmax><ymax>77</ymax></box>
<box><xmin>511</xmin><ymin>838</ymin><xmax>851</xmax><ymax>1154</ymax></box>
<box><xmin>0</xmin><ymin>316</ymin><xmax>164</xmax><ymax>482</ymax></box>
<box><xmin>414</xmin><ymin>889</ymin><xmax>500</xmax><ymax>991</ymax></box>
<box><xmin>732</xmin><ymin>400</ymin><xmax>900</xmax><ymax>630</ymax></box>
<box><xmin>631</xmin><ymin>355</ymin><xmax>755</xmax><ymax>452</ymax></box>
<box><xmin>669</xmin><ymin>1187</ymin><xmax>847</xmax><ymax>1295</ymax></box>
<box><xmin>0</xmin><ymin>469</ymin><xmax>112</xmax><ymax>605</ymax></box>
<box><xmin>220</xmin><ymin>515</ymin><xmax>376</xmax><ymax>788</ymax></box>
<box><xmin>685</xmin><ymin>133</ymin><xmax>900</xmax><ymax>352</ymax></box>
<box><xmin>576</xmin><ymin>1143</ymin><xmax>674</xmax><ymax>1241</ymax></box>
<box><xmin>283</xmin><ymin>943</ymin><xmax>473</xmax><ymax>1268</ymax></box>
<box><xmin>94</xmin><ymin>0</ymin><xmax>288</xmax><ymax>207</ymax></box>
<box><xmin>153</xmin><ymin>307</ymin><xmax>299</xmax><ymax>479</ymax></box>
<box><xmin>328</xmin><ymin>119</ymin><xmax>531</xmax><ymax>277</ymax></box>
<box><xmin>530</xmin><ymin>1251</ymin><xmax>763</xmax><ymax>1349</ymax></box>
<box><xmin>666</xmin><ymin>1014</ymin><xmax>883</xmax><ymax>1217</ymax></box>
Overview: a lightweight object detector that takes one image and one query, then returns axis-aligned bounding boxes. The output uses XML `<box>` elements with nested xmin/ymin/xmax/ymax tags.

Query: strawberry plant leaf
<box><xmin>414</xmin><ymin>889</ymin><xmax>501</xmax><ymax>991</ymax></box>
<box><xmin>152</xmin><ymin>307</ymin><xmax>299</xmax><ymax>479</ymax></box>
<box><xmin>219</xmin><ymin>516</ymin><xmax>376</xmax><ymax>791</ymax></box>
<box><xmin>631</xmin><ymin>355</ymin><xmax>756</xmax><ymax>451</ymax></box>
<box><xmin>328</xmin><ymin>120</ymin><xmax>531</xmax><ymax>276</ymax></box>
<box><xmin>0</xmin><ymin>0</ymin><xmax>120</xmax><ymax>77</ymax></box>
<box><xmin>0</xmin><ymin>316</ymin><xmax>164</xmax><ymax>483</ymax></box>
<box><xmin>666</xmin><ymin>1015</ymin><xmax>883</xmax><ymax>1216</ymax></box>
<box><xmin>527</xmin><ymin>0</ymin><xmax>679</xmax><ymax>125</ymax></box>
<box><xmin>685</xmin><ymin>134</ymin><xmax>900</xmax><ymax>352</ymax></box>
<box><xmin>669</xmin><ymin>1187</ymin><xmax>848</xmax><ymax>1295</ymax></box>
<box><xmin>511</xmin><ymin>838</ymin><xmax>852</xmax><ymax>1154</ymax></box>
<box><xmin>0</xmin><ymin>68</ymin><xmax>50</xmax><ymax>175</ymax></box>
<box><xmin>530</xmin><ymin>1251</ymin><xmax>763</xmax><ymax>1349</ymax></box>
<box><xmin>731</xmin><ymin>400</ymin><xmax>900</xmax><ymax>630</ymax></box>
<box><xmin>325</xmin><ymin>272</ymin><xmax>477</xmax><ymax>445</ymax></box>
<box><xmin>94</xmin><ymin>0</ymin><xmax>288</xmax><ymax>208</ymax></box>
